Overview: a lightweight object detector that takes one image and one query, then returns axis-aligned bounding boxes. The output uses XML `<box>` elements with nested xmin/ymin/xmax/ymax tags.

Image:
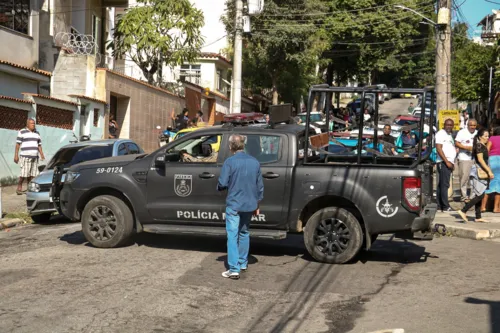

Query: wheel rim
<box><xmin>313</xmin><ymin>218</ymin><xmax>351</xmax><ymax>256</ymax></box>
<box><xmin>87</xmin><ymin>205</ymin><xmax>117</xmax><ymax>241</ymax></box>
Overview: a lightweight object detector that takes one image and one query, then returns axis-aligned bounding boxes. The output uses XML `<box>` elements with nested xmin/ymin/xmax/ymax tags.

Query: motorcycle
<box><xmin>157</xmin><ymin>126</ymin><xmax>177</xmax><ymax>147</ymax></box>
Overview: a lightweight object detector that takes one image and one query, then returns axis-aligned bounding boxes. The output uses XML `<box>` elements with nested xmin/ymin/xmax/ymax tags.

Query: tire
<box><xmin>81</xmin><ymin>195</ymin><xmax>134</xmax><ymax>248</ymax></box>
<box><xmin>304</xmin><ymin>207</ymin><xmax>363</xmax><ymax>264</ymax></box>
<box><xmin>31</xmin><ymin>213</ymin><xmax>52</xmax><ymax>224</ymax></box>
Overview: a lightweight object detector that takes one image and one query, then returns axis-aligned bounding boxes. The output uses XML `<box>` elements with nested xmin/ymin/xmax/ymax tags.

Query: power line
<box><xmin>257</xmin><ymin>0</ymin><xmax>435</xmax><ymax>17</ymax></box>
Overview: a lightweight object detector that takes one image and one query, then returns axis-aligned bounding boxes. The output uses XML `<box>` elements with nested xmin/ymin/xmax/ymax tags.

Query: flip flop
<box><xmin>475</xmin><ymin>219</ymin><xmax>489</xmax><ymax>223</ymax></box>
<box><xmin>16</xmin><ymin>190</ymin><xmax>23</xmax><ymax>195</ymax></box>
<box><xmin>457</xmin><ymin>210</ymin><xmax>468</xmax><ymax>223</ymax></box>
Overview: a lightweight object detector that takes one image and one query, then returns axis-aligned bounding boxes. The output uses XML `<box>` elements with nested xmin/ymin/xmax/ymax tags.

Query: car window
<box><xmin>299</xmin><ymin>114</ymin><xmax>322</xmax><ymax>123</ymax></box>
<box><xmin>244</xmin><ymin>134</ymin><xmax>281</xmax><ymax>164</ymax></box>
<box><xmin>168</xmin><ymin>133</ymin><xmax>221</xmax><ymax>163</ymax></box>
<box><xmin>46</xmin><ymin>144</ymin><xmax>114</xmax><ymax>169</ymax></box>
<box><xmin>126</xmin><ymin>143</ymin><xmax>141</xmax><ymax>154</ymax></box>
<box><xmin>118</xmin><ymin>143</ymin><xmax>128</xmax><ymax>156</ymax></box>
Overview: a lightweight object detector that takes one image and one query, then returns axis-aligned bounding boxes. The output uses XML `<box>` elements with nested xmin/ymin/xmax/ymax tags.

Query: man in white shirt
<box><xmin>435</xmin><ymin>119</ymin><xmax>457</xmax><ymax>212</ymax></box>
<box><xmin>14</xmin><ymin>118</ymin><xmax>45</xmax><ymax>195</ymax></box>
<box><xmin>455</xmin><ymin>119</ymin><xmax>477</xmax><ymax>202</ymax></box>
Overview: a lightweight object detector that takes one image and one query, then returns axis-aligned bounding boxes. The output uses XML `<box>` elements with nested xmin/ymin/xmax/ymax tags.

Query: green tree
<box><xmin>452</xmin><ymin>40</ymin><xmax>496</xmax><ymax>102</ymax></box>
<box><xmin>223</xmin><ymin>0</ymin><xmax>330</xmax><ymax>105</ymax></box>
<box><xmin>108</xmin><ymin>0</ymin><xmax>204</xmax><ymax>85</ymax></box>
<box><xmin>322</xmin><ymin>0</ymin><xmax>435</xmax><ymax>86</ymax></box>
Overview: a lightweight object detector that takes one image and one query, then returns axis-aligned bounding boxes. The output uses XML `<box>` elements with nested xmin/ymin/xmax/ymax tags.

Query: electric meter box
<box><xmin>437</xmin><ymin>8</ymin><xmax>450</xmax><ymax>25</ymax></box>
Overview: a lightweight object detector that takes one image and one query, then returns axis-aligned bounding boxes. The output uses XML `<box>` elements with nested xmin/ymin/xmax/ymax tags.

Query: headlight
<box><xmin>65</xmin><ymin>171</ymin><xmax>80</xmax><ymax>183</ymax></box>
<box><xmin>28</xmin><ymin>182</ymin><xmax>40</xmax><ymax>192</ymax></box>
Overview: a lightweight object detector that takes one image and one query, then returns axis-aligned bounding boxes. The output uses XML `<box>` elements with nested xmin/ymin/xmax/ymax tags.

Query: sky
<box><xmin>461</xmin><ymin>0</ymin><xmax>498</xmax><ymax>37</ymax></box>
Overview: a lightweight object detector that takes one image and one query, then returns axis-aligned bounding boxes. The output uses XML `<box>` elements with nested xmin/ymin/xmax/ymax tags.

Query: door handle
<box><xmin>263</xmin><ymin>172</ymin><xmax>280</xmax><ymax>179</ymax></box>
<box><xmin>199</xmin><ymin>172</ymin><xmax>215</xmax><ymax>179</ymax></box>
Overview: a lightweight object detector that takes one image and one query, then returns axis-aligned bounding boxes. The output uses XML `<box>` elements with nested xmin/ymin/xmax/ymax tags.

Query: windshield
<box><xmin>46</xmin><ymin>144</ymin><xmax>114</xmax><ymax>169</ymax></box>
<box><xmin>299</xmin><ymin>114</ymin><xmax>323</xmax><ymax>123</ymax></box>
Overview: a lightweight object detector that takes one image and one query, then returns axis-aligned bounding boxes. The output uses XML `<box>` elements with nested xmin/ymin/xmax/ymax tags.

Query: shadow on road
<box><xmin>356</xmin><ymin>238</ymin><xmax>437</xmax><ymax>264</ymax></box>
<box><xmin>38</xmin><ymin>214</ymin><xmax>76</xmax><ymax>226</ymax></box>
<box><xmin>465</xmin><ymin>297</ymin><xmax>500</xmax><ymax>333</ymax></box>
<box><xmin>59</xmin><ymin>230</ymin><xmax>434</xmax><ymax>265</ymax></box>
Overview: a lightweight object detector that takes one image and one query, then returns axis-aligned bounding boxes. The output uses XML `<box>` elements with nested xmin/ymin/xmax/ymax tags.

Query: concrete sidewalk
<box><xmin>432</xmin><ymin>211</ymin><xmax>500</xmax><ymax>240</ymax></box>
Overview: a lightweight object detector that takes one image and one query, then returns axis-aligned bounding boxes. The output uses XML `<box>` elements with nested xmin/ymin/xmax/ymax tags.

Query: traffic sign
<box><xmin>438</xmin><ymin>110</ymin><xmax>460</xmax><ymax>130</ymax></box>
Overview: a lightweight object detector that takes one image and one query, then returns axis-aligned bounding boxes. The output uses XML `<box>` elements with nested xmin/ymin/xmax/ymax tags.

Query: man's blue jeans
<box><xmin>225</xmin><ymin>207</ymin><xmax>252</xmax><ymax>273</ymax></box>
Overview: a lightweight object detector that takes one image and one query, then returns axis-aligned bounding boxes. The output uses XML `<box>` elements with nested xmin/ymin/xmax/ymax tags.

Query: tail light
<box><xmin>403</xmin><ymin>177</ymin><xmax>421</xmax><ymax>211</ymax></box>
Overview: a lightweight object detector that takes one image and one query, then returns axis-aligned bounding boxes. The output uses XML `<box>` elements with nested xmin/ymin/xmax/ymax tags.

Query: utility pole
<box><xmin>436</xmin><ymin>0</ymin><xmax>452</xmax><ymax>112</ymax></box>
<box><xmin>231</xmin><ymin>0</ymin><xmax>243</xmax><ymax>114</ymax></box>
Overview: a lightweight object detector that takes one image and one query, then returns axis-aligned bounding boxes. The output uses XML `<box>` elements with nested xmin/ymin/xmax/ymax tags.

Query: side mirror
<box><xmin>154</xmin><ymin>153</ymin><xmax>166</xmax><ymax>168</ymax></box>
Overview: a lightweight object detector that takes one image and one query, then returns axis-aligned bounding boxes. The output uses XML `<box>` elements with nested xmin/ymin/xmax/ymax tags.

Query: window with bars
<box><xmin>180</xmin><ymin>64</ymin><xmax>201</xmax><ymax>85</ymax></box>
<box><xmin>0</xmin><ymin>0</ymin><xmax>30</xmax><ymax>35</ymax></box>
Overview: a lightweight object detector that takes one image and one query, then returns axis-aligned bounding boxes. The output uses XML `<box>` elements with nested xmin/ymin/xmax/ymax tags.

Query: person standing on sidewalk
<box><xmin>455</xmin><ymin>119</ymin><xmax>478</xmax><ymax>203</ymax></box>
<box><xmin>457</xmin><ymin>128</ymin><xmax>494</xmax><ymax>223</ymax></box>
<box><xmin>14</xmin><ymin>118</ymin><xmax>45</xmax><ymax>195</ymax></box>
<box><xmin>436</xmin><ymin>119</ymin><xmax>457</xmax><ymax>212</ymax></box>
<box><xmin>482</xmin><ymin>127</ymin><xmax>500</xmax><ymax>212</ymax></box>
<box><xmin>217</xmin><ymin>134</ymin><xmax>264</xmax><ymax>280</ymax></box>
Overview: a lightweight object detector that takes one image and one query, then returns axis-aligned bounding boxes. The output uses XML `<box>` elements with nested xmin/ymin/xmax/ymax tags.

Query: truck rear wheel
<box><xmin>81</xmin><ymin>195</ymin><xmax>134</xmax><ymax>248</ymax></box>
<box><xmin>304</xmin><ymin>207</ymin><xmax>363</xmax><ymax>264</ymax></box>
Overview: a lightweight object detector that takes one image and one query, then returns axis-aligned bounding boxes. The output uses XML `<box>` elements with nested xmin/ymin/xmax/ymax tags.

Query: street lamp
<box><xmin>394</xmin><ymin>5</ymin><xmax>437</xmax><ymax>26</ymax></box>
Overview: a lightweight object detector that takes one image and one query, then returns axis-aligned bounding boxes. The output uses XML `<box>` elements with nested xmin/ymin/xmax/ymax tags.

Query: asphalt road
<box><xmin>379</xmin><ymin>97</ymin><xmax>417</xmax><ymax>121</ymax></box>
<box><xmin>1</xmin><ymin>220</ymin><xmax>500</xmax><ymax>333</ymax></box>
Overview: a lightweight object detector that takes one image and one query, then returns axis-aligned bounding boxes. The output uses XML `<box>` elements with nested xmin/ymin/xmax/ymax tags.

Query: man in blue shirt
<box><xmin>217</xmin><ymin>134</ymin><xmax>264</xmax><ymax>279</ymax></box>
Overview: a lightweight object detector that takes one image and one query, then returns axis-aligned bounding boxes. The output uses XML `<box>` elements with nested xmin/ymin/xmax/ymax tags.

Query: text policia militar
<box><xmin>177</xmin><ymin>211</ymin><xmax>266</xmax><ymax>222</ymax></box>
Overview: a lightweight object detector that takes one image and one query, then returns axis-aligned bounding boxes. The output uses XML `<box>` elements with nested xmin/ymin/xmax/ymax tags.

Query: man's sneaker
<box><xmin>240</xmin><ymin>266</ymin><xmax>248</xmax><ymax>272</ymax></box>
<box><xmin>222</xmin><ymin>270</ymin><xmax>240</xmax><ymax>279</ymax></box>
<box><xmin>443</xmin><ymin>207</ymin><xmax>454</xmax><ymax>213</ymax></box>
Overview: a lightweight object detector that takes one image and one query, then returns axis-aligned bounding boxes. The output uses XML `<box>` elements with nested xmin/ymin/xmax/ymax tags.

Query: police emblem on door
<box><xmin>174</xmin><ymin>174</ymin><xmax>192</xmax><ymax>197</ymax></box>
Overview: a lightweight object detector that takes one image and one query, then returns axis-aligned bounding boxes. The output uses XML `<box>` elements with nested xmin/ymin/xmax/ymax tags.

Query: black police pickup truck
<box><xmin>54</xmin><ymin>86</ymin><xmax>437</xmax><ymax>264</ymax></box>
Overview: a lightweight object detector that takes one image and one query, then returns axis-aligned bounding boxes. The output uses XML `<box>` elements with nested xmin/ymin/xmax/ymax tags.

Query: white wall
<box><xmin>0</xmin><ymin>72</ymin><xmax>39</xmax><ymax>99</ymax></box>
<box><xmin>200</xmin><ymin>62</ymin><xmax>216</xmax><ymax>90</ymax></box>
<box><xmin>0</xmin><ymin>0</ymin><xmax>40</xmax><ymax>68</ymax></box>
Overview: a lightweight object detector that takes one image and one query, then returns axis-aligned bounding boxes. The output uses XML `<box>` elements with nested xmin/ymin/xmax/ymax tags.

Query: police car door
<box><xmin>239</xmin><ymin>132</ymin><xmax>288</xmax><ymax>226</ymax></box>
<box><xmin>146</xmin><ymin>133</ymin><xmax>225</xmax><ymax>223</ymax></box>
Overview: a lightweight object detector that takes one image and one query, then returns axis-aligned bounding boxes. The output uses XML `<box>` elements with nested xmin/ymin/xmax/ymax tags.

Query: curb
<box><xmin>0</xmin><ymin>218</ymin><xmax>24</xmax><ymax>230</ymax></box>
<box><xmin>431</xmin><ymin>222</ymin><xmax>500</xmax><ymax>240</ymax></box>
<box><xmin>367</xmin><ymin>330</ymin><xmax>404</xmax><ymax>333</ymax></box>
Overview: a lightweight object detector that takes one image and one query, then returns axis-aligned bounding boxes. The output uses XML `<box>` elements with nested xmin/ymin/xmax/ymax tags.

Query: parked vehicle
<box><xmin>53</xmin><ymin>85</ymin><xmax>436</xmax><ymax>265</ymax></box>
<box><xmin>27</xmin><ymin>139</ymin><xmax>144</xmax><ymax>223</ymax></box>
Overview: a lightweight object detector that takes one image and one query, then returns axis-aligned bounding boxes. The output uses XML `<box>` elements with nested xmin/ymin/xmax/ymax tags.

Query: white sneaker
<box><xmin>222</xmin><ymin>270</ymin><xmax>240</xmax><ymax>279</ymax></box>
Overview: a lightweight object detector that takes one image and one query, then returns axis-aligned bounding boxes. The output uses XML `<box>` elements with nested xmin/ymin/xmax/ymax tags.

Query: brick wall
<box><xmin>0</xmin><ymin>105</ymin><xmax>28</xmax><ymax>130</ymax></box>
<box><xmin>36</xmin><ymin>105</ymin><xmax>74</xmax><ymax>130</ymax></box>
<box><xmin>105</xmin><ymin>71</ymin><xmax>185</xmax><ymax>153</ymax></box>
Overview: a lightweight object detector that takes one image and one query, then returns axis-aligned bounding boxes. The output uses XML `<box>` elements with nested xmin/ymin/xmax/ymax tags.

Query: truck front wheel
<box><xmin>304</xmin><ymin>207</ymin><xmax>363</xmax><ymax>264</ymax></box>
<box><xmin>81</xmin><ymin>195</ymin><xmax>134</xmax><ymax>248</ymax></box>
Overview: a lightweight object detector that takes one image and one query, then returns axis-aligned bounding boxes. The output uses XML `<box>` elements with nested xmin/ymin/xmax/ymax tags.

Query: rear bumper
<box><xmin>411</xmin><ymin>203</ymin><xmax>437</xmax><ymax>232</ymax></box>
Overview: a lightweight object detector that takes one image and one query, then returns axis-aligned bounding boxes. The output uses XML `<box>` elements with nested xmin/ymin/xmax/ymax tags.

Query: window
<box><xmin>126</xmin><ymin>143</ymin><xmax>141</xmax><ymax>154</ymax></box>
<box><xmin>180</xmin><ymin>64</ymin><xmax>201</xmax><ymax>85</ymax></box>
<box><xmin>244</xmin><ymin>135</ymin><xmax>280</xmax><ymax>164</ymax></box>
<box><xmin>0</xmin><ymin>0</ymin><xmax>30</xmax><ymax>35</ymax></box>
<box><xmin>93</xmin><ymin>109</ymin><xmax>99</xmax><ymax>127</ymax></box>
<box><xmin>298</xmin><ymin>113</ymin><xmax>322</xmax><ymax>123</ymax></box>
<box><xmin>216</xmin><ymin>69</ymin><xmax>225</xmax><ymax>93</ymax></box>
<box><xmin>167</xmin><ymin>133</ymin><xmax>221</xmax><ymax>163</ymax></box>
<box><xmin>117</xmin><ymin>143</ymin><xmax>127</xmax><ymax>156</ymax></box>
<box><xmin>46</xmin><ymin>145</ymin><xmax>114</xmax><ymax>169</ymax></box>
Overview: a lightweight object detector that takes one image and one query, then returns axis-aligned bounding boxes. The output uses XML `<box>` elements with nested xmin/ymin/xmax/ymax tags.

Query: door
<box><xmin>146</xmin><ymin>132</ymin><xmax>226</xmax><ymax>223</ymax></box>
<box><xmin>240</xmin><ymin>133</ymin><xmax>288</xmax><ymax>226</ymax></box>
